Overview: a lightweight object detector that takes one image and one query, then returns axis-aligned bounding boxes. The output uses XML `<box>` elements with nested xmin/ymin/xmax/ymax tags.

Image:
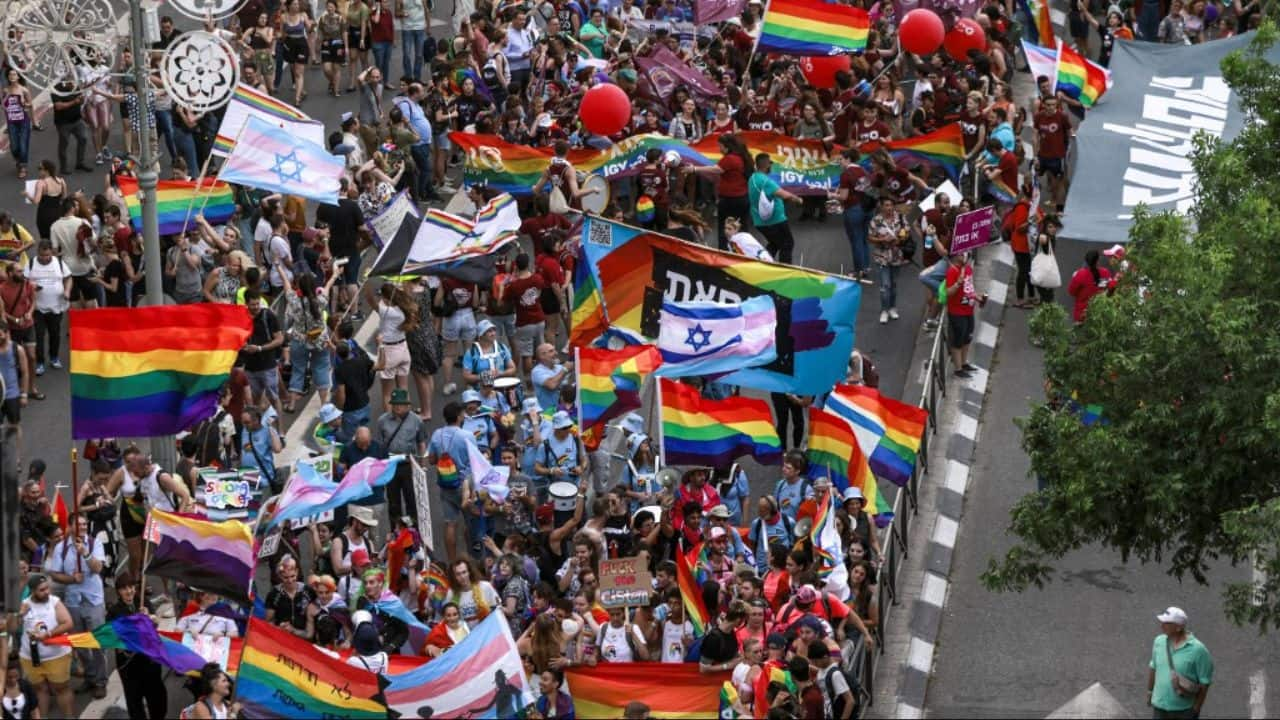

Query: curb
<box><xmin>893</xmin><ymin>242</ymin><xmax>1015</xmax><ymax>719</ymax></box>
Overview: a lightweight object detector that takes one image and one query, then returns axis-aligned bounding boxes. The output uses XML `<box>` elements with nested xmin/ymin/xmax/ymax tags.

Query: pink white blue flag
<box><xmin>217</xmin><ymin>115</ymin><xmax>344</xmax><ymax>205</ymax></box>
<box><xmin>1021</xmin><ymin>39</ymin><xmax>1060</xmax><ymax>90</ymax></box>
<box><xmin>266</xmin><ymin>456</ymin><xmax>401</xmax><ymax>529</ymax></box>
<box><xmin>654</xmin><ymin>296</ymin><xmax>777</xmax><ymax>378</ymax></box>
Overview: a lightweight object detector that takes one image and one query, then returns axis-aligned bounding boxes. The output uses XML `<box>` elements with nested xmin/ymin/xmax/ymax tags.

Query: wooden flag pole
<box><xmin>70</xmin><ymin>447</ymin><xmax>79</xmax><ymax>516</ymax></box>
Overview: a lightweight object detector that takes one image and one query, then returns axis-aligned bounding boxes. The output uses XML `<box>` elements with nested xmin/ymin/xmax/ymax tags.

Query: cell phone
<box><xmin>334</xmin><ymin>257</ymin><xmax>350</xmax><ymax>268</ymax></box>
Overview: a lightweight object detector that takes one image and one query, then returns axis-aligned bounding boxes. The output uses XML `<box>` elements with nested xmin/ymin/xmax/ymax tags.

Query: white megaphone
<box><xmin>655</xmin><ymin>467</ymin><xmax>682</xmax><ymax>491</ymax></box>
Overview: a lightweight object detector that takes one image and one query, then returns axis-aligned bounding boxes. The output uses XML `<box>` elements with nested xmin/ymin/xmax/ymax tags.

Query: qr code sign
<box><xmin>587</xmin><ymin>219</ymin><xmax>613</xmax><ymax>247</ymax></box>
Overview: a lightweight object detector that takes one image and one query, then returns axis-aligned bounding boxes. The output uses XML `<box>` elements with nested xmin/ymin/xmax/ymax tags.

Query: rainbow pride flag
<box><xmin>571</xmin><ymin>243</ymin><xmax>610</xmax><ymax>347</ymax></box>
<box><xmin>659</xmin><ymin>378</ymin><xmax>782</xmax><ymax>467</ymax></box>
<box><xmin>693</xmin><ymin>132</ymin><xmax>844</xmax><ymax>194</ymax></box>
<box><xmin>878</xmin><ymin>123</ymin><xmax>968</xmax><ymax>180</ymax></box>
<box><xmin>567</xmin><ymin>662</ymin><xmax>728</xmax><ymax>718</ymax></box>
<box><xmin>70</xmin><ymin>305</ymin><xmax>252</xmax><ymax>439</ymax></box>
<box><xmin>144</xmin><ymin>510</ymin><xmax>254</xmax><ymax>603</ymax></box>
<box><xmin>237</xmin><ymin>618</ymin><xmax>386</xmax><ymax>719</ymax></box>
<box><xmin>116</xmin><ymin>176</ymin><xmax>236</xmax><ymax>236</ymax></box>
<box><xmin>807</xmin><ymin>407</ymin><xmax>891</xmax><ymax>524</ymax></box>
<box><xmin>1055</xmin><ymin>40</ymin><xmax>1111</xmax><ymax>108</ymax></box>
<box><xmin>578</xmin><ymin>345</ymin><xmax>663</xmax><ymax>451</ymax></box>
<box><xmin>758</xmin><ymin>0</ymin><xmax>869</xmax><ymax>55</ymax></box>
<box><xmin>677</xmin><ymin>542</ymin><xmax>711</xmax><ymax>637</ymax></box>
<box><xmin>212</xmin><ymin>83</ymin><xmax>320</xmax><ymax>157</ymax></box>
<box><xmin>826</xmin><ymin>384</ymin><xmax>928</xmax><ymax>488</ymax></box>
<box><xmin>1018</xmin><ymin>0</ymin><xmax>1056</xmax><ymax>47</ymax></box>
<box><xmin>47</xmin><ymin>614</ymin><xmax>206</xmax><ymax>675</ymax></box>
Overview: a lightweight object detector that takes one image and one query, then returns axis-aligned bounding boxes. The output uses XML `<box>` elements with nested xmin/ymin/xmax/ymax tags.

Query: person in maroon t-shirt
<box><xmin>851</xmin><ymin>103</ymin><xmax>892</xmax><ymax>148</ymax></box>
<box><xmin>504</xmin><ymin>253</ymin><xmax>547</xmax><ymax>378</ymax></box>
<box><xmin>739</xmin><ymin>93</ymin><xmax>782</xmax><ymax>133</ymax></box>
<box><xmin>520</xmin><ymin>195</ymin><xmax>573</xmax><ymax>249</ymax></box>
<box><xmin>635</xmin><ymin>148</ymin><xmax>671</xmax><ymax>229</ymax></box>
<box><xmin>1033</xmin><ymin>95</ymin><xmax>1072</xmax><ymax>212</ymax></box>
<box><xmin>958</xmin><ymin>92</ymin><xmax>987</xmax><ymax>161</ymax></box>
<box><xmin>909</xmin><ymin>90</ymin><xmax>940</xmax><ymax>137</ymax></box>
<box><xmin>535</xmin><ymin>234</ymin><xmax>568</xmax><ymax>349</ymax></box>
<box><xmin>834</xmin><ymin>148</ymin><xmax>874</xmax><ymax>282</ymax></box>
<box><xmin>685</xmin><ymin>134</ymin><xmax>752</xmax><ymax>250</ymax></box>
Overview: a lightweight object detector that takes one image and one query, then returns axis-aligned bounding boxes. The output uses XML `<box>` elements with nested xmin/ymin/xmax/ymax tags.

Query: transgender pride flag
<box><xmin>654</xmin><ymin>296</ymin><xmax>777</xmax><ymax>378</ymax></box>
<box><xmin>266</xmin><ymin>456</ymin><xmax>401</xmax><ymax>530</ymax></box>
<box><xmin>218</xmin><ymin>115</ymin><xmax>344</xmax><ymax>204</ymax></box>
<box><xmin>383</xmin><ymin>612</ymin><xmax>534</xmax><ymax>719</ymax></box>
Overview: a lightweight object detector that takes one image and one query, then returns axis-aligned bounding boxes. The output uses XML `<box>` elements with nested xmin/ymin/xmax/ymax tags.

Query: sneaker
<box><xmin>91</xmin><ymin>685</ymin><xmax>107</xmax><ymax>700</ymax></box>
<box><xmin>443</xmin><ymin>382</ymin><xmax>457</xmax><ymax>395</ymax></box>
<box><xmin>858</xmin><ymin>271</ymin><xmax>874</xmax><ymax>285</ymax></box>
<box><xmin>962</xmin><ymin>363</ymin><xmax>979</xmax><ymax>372</ymax></box>
<box><xmin>888</xmin><ymin>308</ymin><xmax>900</xmax><ymax>320</ymax></box>
<box><xmin>95</xmin><ymin>152</ymin><xmax>105</xmax><ymax>166</ymax></box>
<box><xmin>35</xmin><ymin>363</ymin><xmax>45</xmax><ymax>376</ymax></box>
<box><xmin>50</xmin><ymin>358</ymin><xmax>63</xmax><ymax>370</ymax></box>
<box><xmin>925</xmin><ymin>318</ymin><xmax>940</xmax><ymax>329</ymax></box>
<box><xmin>954</xmin><ymin>368</ymin><xmax>973</xmax><ymax>378</ymax></box>
<box><xmin>879</xmin><ymin>311</ymin><xmax>888</xmax><ymax>324</ymax></box>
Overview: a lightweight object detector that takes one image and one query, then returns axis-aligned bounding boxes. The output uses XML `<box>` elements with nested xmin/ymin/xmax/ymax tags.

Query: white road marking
<box><xmin>944</xmin><ymin>459</ymin><xmax>969</xmax><ymax>495</ymax></box>
<box><xmin>933</xmin><ymin>516</ymin><xmax>959</xmax><ymax>548</ymax></box>
<box><xmin>921</xmin><ymin>572</ymin><xmax>949</xmax><ymax>607</ymax></box>
<box><xmin>1250</xmin><ymin>669</ymin><xmax>1266</xmax><ymax>719</ymax></box>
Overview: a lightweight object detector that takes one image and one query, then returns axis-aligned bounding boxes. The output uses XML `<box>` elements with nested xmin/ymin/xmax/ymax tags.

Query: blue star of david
<box><xmin>685</xmin><ymin>324</ymin><xmax>713</xmax><ymax>352</ymax></box>
<box><xmin>270</xmin><ymin>151</ymin><xmax>304</xmax><ymax>185</ymax></box>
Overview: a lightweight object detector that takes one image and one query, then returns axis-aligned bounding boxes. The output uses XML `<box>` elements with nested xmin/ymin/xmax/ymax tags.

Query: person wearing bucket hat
<box><xmin>374</xmin><ymin>388</ymin><xmax>428</xmax><ymax>527</ymax></box>
<box><xmin>1149</xmin><ymin>606</ymin><xmax>1213</xmax><ymax>717</ymax></box>
<box><xmin>839</xmin><ymin>485</ymin><xmax>882</xmax><ymax>566</ymax></box>
<box><xmin>534</xmin><ymin>411</ymin><xmax>586</xmax><ymax>494</ymax></box>
<box><xmin>313</xmin><ymin>402</ymin><xmax>344</xmax><ymax>458</ymax></box>
<box><xmin>462</xmin><ymin>317</ymin><xmax>516</xmax><ymax>391</ymax></box>
<box><xmin>620</xmin><ymin>433</ymin><xmax>657</xmax><ymax>512</ymax></box>
<box><xmin>461</xmin><ymin>388</ymin><xmax>498</xmax><ymax>457</ymax></box>
<box><xmin>517</xmin><ymin>396</ymin><xmax>554</xmax><ymax>484</ymax></box>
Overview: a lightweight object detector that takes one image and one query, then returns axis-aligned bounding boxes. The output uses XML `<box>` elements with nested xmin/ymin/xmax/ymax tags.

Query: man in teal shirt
<box><xmin>747</xmin><ymin>153</ymin><xmax>802</xmax><ymax>264</ymax></box>
<box><xmin>1148</xmin><ymin>606</ymin><xmax>1213</xmax><ymax>719</ymax></box>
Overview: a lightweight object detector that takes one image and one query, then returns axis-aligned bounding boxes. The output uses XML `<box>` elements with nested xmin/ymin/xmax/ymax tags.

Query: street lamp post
<box><xmin>128</xmin><ymin>0</ymin><xmax>176</xmax><ymax>471</ymax></box>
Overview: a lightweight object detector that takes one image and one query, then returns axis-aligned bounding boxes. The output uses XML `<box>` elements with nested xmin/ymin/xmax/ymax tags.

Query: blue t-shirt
<box><xmin>539</xmin><ymin>433</ymin><xmax>581</xmax><ymax>481</ymax></box>
<box><xmin>530</xmin><ymin>363</ymin><xmax>567</xmax><ymax>413</ymax></box>
<box><xmin>717</xmin><ymin>469</ymin><xmax>751</xmax><ymax>525</ymax></box>
<box><xmin>749</xmin><ymin>173</ymin><xmax>786</xmax><ymax>227</ymax></box>
<box><xmin>519</xmin><ymin>415</ymin><xmax>554</xmax><ymax>476</ymax></box>
<box><xmin>240</xmin><ymin>425</ymin><xmax>277</xmax><ymax>480</ymax></box>
<box><xmin>773</xmin><ymin>477</ymin><xmax>812</xmax><ymax>524</ymax></box>
<box><xmin>462</xmin><ymin>412</ymin><xmax>497</xmax><ymax>452</ymax></box>
<box><xmin>462</xmin><ymin>341</ymin><xmax>513</xmax><ymax>382</ymax></box>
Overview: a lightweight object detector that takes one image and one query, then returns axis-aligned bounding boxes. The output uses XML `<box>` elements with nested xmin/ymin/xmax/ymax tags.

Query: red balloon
<box><xmin>899</xmin><ymin>8</ymin><xmax>945</xmax><ymax>55</ymax></box>
<box><xmin>943</xmin><ymin>17</ymin><xmax>987</xmax><ymax>61</ymax></box>
<box><xmin>579</xmin><ymin>83</ymin><xmax>632</xmax><ymax>136</ymax></box>
<box><xmin>799</xmin><ymin>55</ymin><xmax>852</xmax><ymax>90</ymax></box>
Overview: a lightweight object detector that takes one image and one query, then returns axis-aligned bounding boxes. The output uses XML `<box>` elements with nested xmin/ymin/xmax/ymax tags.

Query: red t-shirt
<box><xmin>853</xmin><ymin>119</ymin><xmax>892</xmax><ymax>147</ymax></box>
<box><xmin>838</xmin><ymin>165</ymin><xmax>870</xmax><ymax>210</ymax></box>
<box><xmin>717</xmin><ymin>154</ymin><xmax>748</xmax><ymax>198</ymax></box>
<box><xmin>1004</xmin><ymin>201</ymin><xmax>1038</xmax><ymax>254</ymax></box>
<box><xmin>535</xmin><ymin>253</ymin><xmax>565</xmax><ymax>288</ymax></box>
<box><xmin>442</xmin><ymin>278</ymin><xmax>477</xmax><ymax>310</ymax></box>
<box><xmin>370</xmin><ymin>8</ymin><xmax>395</xmax><ymax>43</ymax></box>
<box><xmin>741</xmin><ymin>109</ymin><xmax>782</xmax><ymax>133</ymax></box>
<box><xmin>1034</xmin><ymin>110</ymin><xmax>1071</xmax><ymax>159</ymax></box>
<box><xmin>945</xmin><ymin>263</ymin><xmax>976</xmax><ymax>316</ymax></box>
<box><xmin>506</xmin><ymin>272</ymin><xmax>546</xmax><ymax>326</ymax></box>
<box><xmin>997</xmin><ymin>152</ymin><xmax>1019</xmax><ymax>194</ymax></box>
<box><xmin>1067</xmin><ymin>265</ymin><xmax>1113</xmax><ymax>322</ymax></box>
<box><xmin>636</xmin><ymin>165</ymin><xmax>670</xmax><ymax>206</ymax></box>
<box><xmin>959</xmin><ymin>108</ymin><xmax>985</xmax><ymax>153</ymax></box>
<box><xmin>520</xmin><ymin>213</ymin><xmax>572</xmax><ymax>251</ymax></box>
<box><xmin>877</xmin><ymin>168</ymin><xmax>916</xmax><ymax>203</ymax></box>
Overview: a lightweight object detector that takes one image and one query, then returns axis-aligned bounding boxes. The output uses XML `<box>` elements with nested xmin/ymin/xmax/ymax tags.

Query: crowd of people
<box><xmin>0</xmin><ymin>0</ymin><xmax>1265</xmax><ymax>716</ymax></box>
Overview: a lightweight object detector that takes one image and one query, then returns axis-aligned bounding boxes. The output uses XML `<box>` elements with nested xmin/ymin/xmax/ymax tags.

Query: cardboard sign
<box><xmin>950</xmin><ymin>206</ymin><xmax>997</xmax><ymax>254</ymax></box>
<box><xmin>202</xmin><ymin>477</ymin><xmax>252</xmax><ymax>510</ymax></box>
<box><xmin>598</xmin><ymin>556</ymin><xmax>654</xmax><ymax>608</ymax></box>
<box><xmin>411</xmin><ymin>456</ymin><xmax>434</xmax><ymax>553</ymax></box>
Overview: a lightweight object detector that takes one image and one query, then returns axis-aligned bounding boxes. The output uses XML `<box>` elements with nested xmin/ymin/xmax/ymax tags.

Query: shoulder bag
<box><xmin>1030</xmin><ymin>241</ymin><xmax>1062</xmax><ymax>289</ymax></box>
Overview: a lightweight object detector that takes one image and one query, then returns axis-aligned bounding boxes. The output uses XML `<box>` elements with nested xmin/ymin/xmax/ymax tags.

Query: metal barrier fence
<box><xmin>862</xmin><ymin>320</ymin><xmax>950</xmax><ymax>709</ymax></box>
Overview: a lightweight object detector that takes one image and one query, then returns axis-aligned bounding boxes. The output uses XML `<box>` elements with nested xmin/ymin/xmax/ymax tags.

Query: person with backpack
<box><xmin>747</xmin><ymin>153</ymin><xmax>802</xmax><ymax>264</ymax></box>
<box><xmin>461</xmin><ymin>319</ymin><xmax>517</xmax><ymax>391</ymax></box>
<box><xmin>810</xmin><ymin>640</ymin><xmax>857</xmax><ymax>720</ymax></box>
<box><xmin>772</xmin><ymin>452</ymin><xmax>813</xmax><ymax>525</ymax></box>
<box><xmin>748</xmin><ymin>496</ymin><xmax>795</xmax><ymax>575</ymax></box>
<box><xmin>427</xmin><ymin>401</ymin><xmax>474</xmax><ymax>564</ymax></box>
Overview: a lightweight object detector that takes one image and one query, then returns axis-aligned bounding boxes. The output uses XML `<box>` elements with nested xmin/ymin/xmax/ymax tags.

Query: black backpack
<box><xmin>824</xmin><ymin>664</ymin><xmax>863</xmax><ymax>719</ymax></box>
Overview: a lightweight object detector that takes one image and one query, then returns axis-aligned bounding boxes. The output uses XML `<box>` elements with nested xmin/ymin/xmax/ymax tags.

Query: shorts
<box><xmin>340</xmin><ymin>250</ymin><xmax>361</xmax><ymax>285</ymax></box>
<box><xmin>70</xmin><ymin>275</ymin><xmax>97</xmax><ymax>303</ymax></box>
<box><xmin>119</xmin><ymin>501</ymin><xmax>146</xmax><ymax>539</ymax></box>
<box><xmin>433</xmin><ymin>132</ymin><xmax>452</xmax><ymax>152</ymax></box>
<box><xmin>22</xmin><ymin>652</ymin><xmax>71</xmax><ymax>685</ymax></box>
<box><xmin>283</xmin><ymin>36</ymin><xmax>309</xmax><ymax>64</ymax></box>
<box><xmin>948</xmin><ymin>312</ymin><xmax>975</xmax><ymax>349</ymax></box>
<box><xmin>347</xmin><ymin>27</ymin><xmax>368</xmax><ymax>51</ymax></box>
<box><xmin>539</xmin><ymin>287</ymin><xmax>561</xmax><ymax>315</ymax></box>
<box><xmin>514</xmin><ymin>321</ymin><xmax>544</xmax><ymax>358</ymax></box>
<box><xmin>84</xmin><ymin>100</ymin><xmax>110</xmax><ymax>130</ymax></box>
<box><xmin>439</xmin><ymin>486</ymin><xmax>464</xmax><ymax>522</ymax></box>
<box><xmin>321</xmin><ymin>38</ymin><xmax>346</xmax><ymax>63</ymax></box>
<box><xmin>1038</xmin><ymin>156</ymin><xmax>1065</xmax><ymax>178</ymax></box>
<box><xmin>1</xmin><ymin>398</ymin><xmax>19</xmax><ymax>424</ymax></box>
<box><xmin>247</xmin><ymin>367</ymin><xmax>281</xmax><ymax>401</ymax></box>
<box><xmin>378</xmin><ymin>340</ymin><xmax>411</xmax><ymax>379</ymax></box>
<box><xmin>918</xmin><ymin>259</ymin><xmax>947</xmax><ymax>293</ymax></box>
<box><xmin>9</xmin><ymin>325</ymin><xmax>32</xmax><ymax>344</ymax></box>
<box><xmin>441</xmin><ymin>309</ymin><xmax>477</xmax><ymax>344</ymax></box>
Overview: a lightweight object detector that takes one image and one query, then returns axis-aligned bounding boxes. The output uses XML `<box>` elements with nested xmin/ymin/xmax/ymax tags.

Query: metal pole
<box><xmin>128</xmin><ymin>0</ymin><xmax>175</xmax><ymax>471</ymax></box>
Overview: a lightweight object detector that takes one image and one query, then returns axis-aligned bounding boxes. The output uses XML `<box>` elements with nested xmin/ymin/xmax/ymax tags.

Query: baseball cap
<box><xmin>618</xmin><ymin>68</ymin><xmax>638</xmax><ymax>83</ymax></box>
<box><xmin>1103</xmin><ymin>244</ymin><xmax>1126</xmax><ymax>258</ymax></box>
<box><xmin>709</xmin><ymin>526</ymin><xmax>727</xmax><ymax>540</ymax></box>
<box><xmin>1157</xmin><ymin>607</ymin><xmax>1188</xmax><ymax>625</ymax></box>
<box><xmin>795</xmin><ymin>584</ymin><xmax>819</xmax><ymax>605</ymax></box>
<box><xmin>350</xmin><ymin>548</ymin><xmax>372</xmax><ymax>567</ymax></box>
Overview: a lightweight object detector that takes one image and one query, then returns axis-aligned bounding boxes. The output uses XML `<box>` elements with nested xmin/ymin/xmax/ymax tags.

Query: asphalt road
<box><xmin>924</xmin><ymin>280</ymin><xmax>1280</xmax><ymax>719</ymax></box>
<box><xmin>4</xmin><ymin>7</ymin><xmax>934</xmax><ymax>718</ymax></box>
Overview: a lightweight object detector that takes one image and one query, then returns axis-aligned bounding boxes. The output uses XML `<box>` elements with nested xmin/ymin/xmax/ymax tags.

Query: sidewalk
<box><xmin>870</xmin><ymin>241</ymin><xmax>1016</xmax><ymax>719</ymax></box>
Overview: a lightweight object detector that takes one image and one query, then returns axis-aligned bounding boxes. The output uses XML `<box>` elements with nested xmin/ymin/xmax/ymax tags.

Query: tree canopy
<box><xmin>981</xmin><ymin>24</ymin><xmax>1280</xmax><ymax>631</ymax></box>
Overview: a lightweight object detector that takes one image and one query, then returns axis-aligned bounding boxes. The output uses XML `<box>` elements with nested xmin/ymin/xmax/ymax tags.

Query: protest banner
<box><xmin>950</xmin><ymin>206</ymin><xmax>997</xmax><ymax>254</ymax></box>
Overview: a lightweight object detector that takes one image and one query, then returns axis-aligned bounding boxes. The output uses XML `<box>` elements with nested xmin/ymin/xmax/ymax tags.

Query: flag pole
<box><xmin>574</xmin><ymin>345</ymin><xmax>583</xmax><ymax>436</ymax></box>
<box><xmin>739</xmin><ymin>0</ymin><xmax>769</xmax><ymax>100</ymax></box>
<box><xmin>70</xmin><ymin>446</ymin><xmax>78</xmax><ymax>517</ymax></box>
<box><xmin>178</xmin><ymin>151</ymin><xmax>218</xmax><ymax>239</ymax></box>
<box><xmin>655</xmin><ymin>377</ymin><xmax>666</xmax><ymax>469</ymax></box>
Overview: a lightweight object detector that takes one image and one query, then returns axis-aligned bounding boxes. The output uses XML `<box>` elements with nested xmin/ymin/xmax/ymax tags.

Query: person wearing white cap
<box><xmin>461</xmin><ymin>388</ymin><xmax>498</xmax><ymax>457</ymax></box>
<box><xmin>461</xmin><ymin>318</ymin><xmax>516</xmax><ymax>391</ymax></box>
<box><xmin>534</xmin><ymin>410</ymin><xmax>587</xmax><ymax>496</ymax></box>
<box><xmin>840</xmin><ymin>485</ymin><xmax>882</xmax><ymax>566</ymax></box>
<box><xmin>312</xmin><ymin>402</ymin><xmax>345</xmax><ymax>459</ymax></box>
<box><xmin>1149</xmin><ymin>606</ymin><xmax>1213</xmax><ymax>718</ymax></box>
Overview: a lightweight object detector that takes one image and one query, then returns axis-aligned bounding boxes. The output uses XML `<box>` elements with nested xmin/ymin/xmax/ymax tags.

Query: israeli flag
<box><xmin>654</xmin><ymin>296</ymin><xmax>777</xmax><ymax>377</ymax></box>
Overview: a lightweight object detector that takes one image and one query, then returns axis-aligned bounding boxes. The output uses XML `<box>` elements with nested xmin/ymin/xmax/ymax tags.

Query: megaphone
<box><xmin>794</xmin><ymin>516</ymin><xmax>813</xmax><ymax>539</ymax></box>
<box><xmin>655</xmin><ymin>467</ymin><xmax>682</xmax><ymax>491</ymax></box>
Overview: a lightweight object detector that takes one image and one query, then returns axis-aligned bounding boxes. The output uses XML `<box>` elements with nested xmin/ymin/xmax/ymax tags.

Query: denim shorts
<box><xmin>434</xmin><ymin>132</ymin><xmax>452</xmax><ymax>152</ymax></box>
<box><xmin>919</xmin><ymin>259</ymin><xmax>948</xmax><ymax>293</ymax></box>
<box><xmin>442</xmin><ymin>309</ymin><xmax>477</xmax><ymax>344</ymax></box>
<box><xmin>248</xmin><ymin>367</ymin><xmax>280</xmax><ymax>401</ymax></box>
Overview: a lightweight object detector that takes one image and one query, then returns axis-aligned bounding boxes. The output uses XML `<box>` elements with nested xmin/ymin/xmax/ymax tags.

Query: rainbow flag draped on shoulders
<box><xmin>577</xmin><ymin>345</ymin><xmax>663</xmax><ymax>451</ymax></box>
<box><xmin>117</xmin><ymin>176</ymin><xmax>236</xmax><ymax>236</ymax></box>
<box><xmin>825</xmin><ymin>384</ymin><xmax>928</xmax><ymax>488</ymax></box>
<box><xmin>237</xmin><ymin>618</ymin><xmax>386</xmax><ymax>719</ymax></box>
<box><xmin>659</xmin><ymin>378</ymin><xmax>782</xmax><ymax>467</ymax></box>
<box><xmin>144</xmin><ymin>509</ymin><xmax>255</xmax><ymax>604</ymax></box>
<box><xmin>47</xmin><ymin>614</ymin><xmax>206</xmax><ymax>675</ymax></box>
<box><xmin>1054</xmin><ymin>40</ymin><xmax>1112</xmax><ymax>108</ymax></box>
<box><xmin>70</xmin><ymin>305</ymin><xmax>252</xmax><ymax>439</ymax></box>
<box><xmin>757</xmin><ymin>0</ymin><xmax>870</xmax><ymax>55</ymax></box>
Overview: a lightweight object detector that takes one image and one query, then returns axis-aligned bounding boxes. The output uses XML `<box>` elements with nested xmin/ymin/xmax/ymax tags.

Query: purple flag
<box><xmin>634</xmin><ymin>46</ymin><xmax>726</xmax><ymax>102</ymax></box>
<box><xmin>695</xmin><ymin>0</ymin><xmax>746</xmax><ymax>23</ymax></box>
<box><xmin>891</xmin><ymin>0</ymin><xmax>981</xmax><ymax>25</ymax></box>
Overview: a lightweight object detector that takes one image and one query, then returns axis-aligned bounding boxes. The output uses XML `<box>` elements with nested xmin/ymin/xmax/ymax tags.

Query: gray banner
<box><xmin>1060</xmin><ymin>32</ymin><xmax>1280</xmax><ymax>243</ymax></box>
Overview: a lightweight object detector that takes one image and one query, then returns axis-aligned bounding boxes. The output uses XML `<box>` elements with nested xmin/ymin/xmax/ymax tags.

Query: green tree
<box><xmin>981</xmin><ymin>25</ymin><xmax>1280</xmax><ymax>631</ymax></box>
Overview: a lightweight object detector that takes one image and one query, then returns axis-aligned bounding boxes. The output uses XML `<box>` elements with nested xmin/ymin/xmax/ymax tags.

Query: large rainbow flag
<box><xmin>874</xmin><ymin>123</ymin><xmax>968</xmax><ymax>180</ymax></box>
<box><xmin>237</xmin><ymin>618</ymin><xmax>386</xmax><ymax>719</ymax></box>
<box><xmin>567</xmin><ymin>662</ymin><xmax>729</xmax><ymax>718</ymax></box>
<box><xmin>578</xmin><ymin>345</ymin><xmax>663</xmax><ymax>451</ymax></box>
<box><xmin>116</xmin><ymin>176</ymin><xmax>236</xmax><ymax>236</ymax></box>
<box><xmin>144</xmin><ymin>510</ymin><xmax>254</xmax><ymax>604</ymax></box>
<box><xmin>156</xmin><ymin>630</ymin><xmax>431</xmax><ymax>675</ymax></box>
<box><xmin>806</xmin><ymin>406</ymin><xmax>892</xmax><ymax>524</ymax></box>
<box><xmin>574</xmin><ymin>217</ymin><xmax>861</xmax><ymax>396</ymax></box>
<box><xmin>757</xmin><ymin>0</ymin><xmax>870</xmax><ymax>55</ymax></box>
<box><xmin>825</xmin><ymin>384</ymin><xmax>928</xmax><ymax>488</ymax></box>
<box><xmin>1054</xmin><ymin>40</ymin><xmax>1111</xmax><ymax>108</ymax></box>
<box><xmin>1018</xmin><ymin>0</ymin><xmax>1056</xmax><ymax>47</ymax></box>
<box><xmin>47</xmin><ymin>614</ymin><xmax>206</xmax><ymax>675</ymax></box>
<box><xmin>571</xmin><ymin>242</ymin><xmax>610</xmax><ymax>347</ymax></box>
<box><xmin>659</xmin><ymin>378</ymin><xmax>782</xmax><ymax>467</ymax></box>
<box><xmin>692</xmin><ymin>132</ymin><xmax>844</xmax><ymax>194</ymax></box>
<box><xmin>70</xmin><ymin>305</ymin><xmax>252</xmax><ymax>439</ymax></box>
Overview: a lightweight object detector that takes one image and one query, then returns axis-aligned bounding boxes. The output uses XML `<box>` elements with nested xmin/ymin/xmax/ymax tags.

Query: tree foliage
<box><xmin>981</xmin><ymin>24</ymin><xmax>1280</xmax><ymax>631</ymax></box>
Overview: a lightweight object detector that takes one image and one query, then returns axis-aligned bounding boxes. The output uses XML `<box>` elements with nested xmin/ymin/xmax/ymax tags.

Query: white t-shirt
<box><xmin>818</xmin><ymin>663</ymin><xmax>850</xmax><ymax>717</ymax></box>
<box><xmin>176</xmin><ymin>611</ymin><xmax>240</xmax><ymax>638</ymax></box>
<box><xmin>729</xmin><ymin>231</ymin><xmax>773</xmax><ymax>262</ymax></box>
<box><xmin>27</xmin><ymin>256</ymin><xmax>70</xmax><ymax>313</ymax></box>
<box><xmin>597</xmin><ymin>622</ymin><xmax>646</xmax><ymax>663</ymax></box>
<box><xmin>20</xmin><ymin>595</ymin><xmax>72</xmax><ymax>662</ymax></box>
<box><xmin>377</xmin><ymin>300</ymin><xmax>406</xmax><ymax>343</ymax></box>
<box><xmin>452</xmin><ymin>581</ymin><xmax>500</xmax><ymax>628</ymax></box>
<box><xmin>347</xmin><ymin>651</ymin><xmax>388</xmax><ymax>674</ymax></box>
<box><xmin>267</xmin><ymin>234</ymin><xmax>293</xmax><ymax>287</ymax></box>
<box><xmin>660</xmin><ymin>618</ymin><xmax>692</xmax><ymax>663</ymax></box>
